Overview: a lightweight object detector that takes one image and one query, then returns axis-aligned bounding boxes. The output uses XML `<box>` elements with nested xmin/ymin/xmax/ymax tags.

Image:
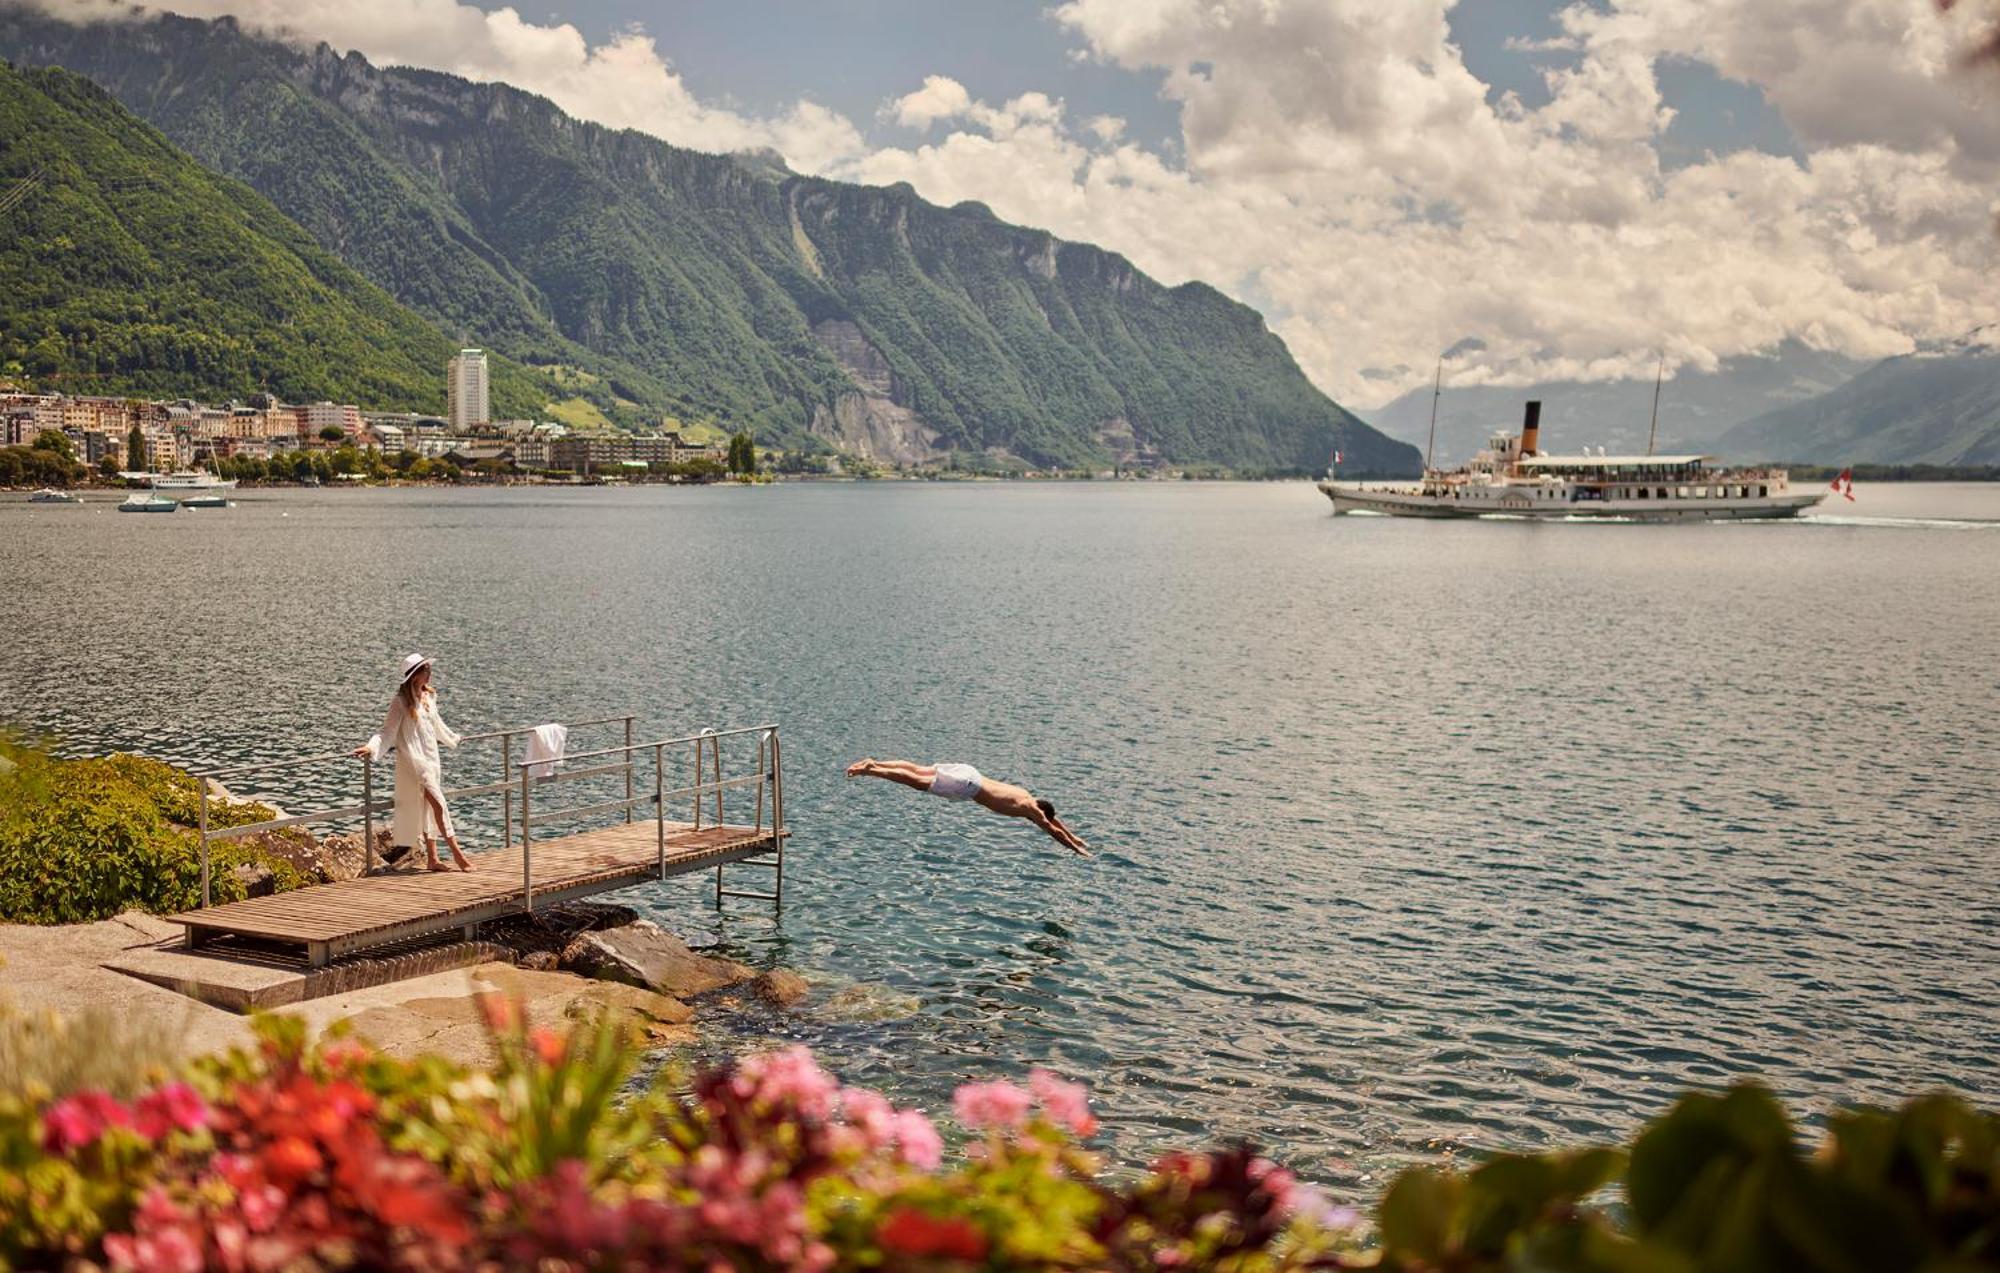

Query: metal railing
<box><xmin>194</xmin><ymin>712</ymin><xmax>668</xmax><ymax>907</ymax></box>
<box><xmin>514</xmin><ymin>724</ymin><xmax>783</xmax><ymax>912</ymax></box>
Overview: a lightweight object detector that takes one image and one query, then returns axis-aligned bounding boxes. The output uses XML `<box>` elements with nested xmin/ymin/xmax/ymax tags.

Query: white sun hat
<box><xmin>398</xmin><ymin>652</ymin><xmax>434</xmax><ymax>685</ymax></box>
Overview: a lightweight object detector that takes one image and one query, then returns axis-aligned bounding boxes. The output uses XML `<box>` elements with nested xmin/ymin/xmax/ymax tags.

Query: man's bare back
<box><xmin>845</xmin><ymin>759</ymin><xmax>1089</xmax><ymax>855</ymax></box>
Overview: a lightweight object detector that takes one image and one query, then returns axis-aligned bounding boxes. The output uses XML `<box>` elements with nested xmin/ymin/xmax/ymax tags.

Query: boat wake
<box><xmin>1799</xmin><ymin>514</ymin><xmax>2000</xmax><ymax>531</ymax></box>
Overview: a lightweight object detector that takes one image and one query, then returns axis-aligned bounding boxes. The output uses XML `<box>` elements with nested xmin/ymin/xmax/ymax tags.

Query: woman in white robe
<box><xmin>351</xmin><ymin>653</ymin><xmax>470</xmax><ymax>871</ymax></box>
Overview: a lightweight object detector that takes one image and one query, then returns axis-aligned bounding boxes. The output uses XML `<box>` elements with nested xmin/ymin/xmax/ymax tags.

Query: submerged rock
<box><xmin>752</xmin><ymin>969</ymin><xmax>810</xmax><ymax>1008</ymax></box>
<box><xmin>559</xmin><ymin>919</ymin><xmax>752</xmax><ymax>998</ymax></box>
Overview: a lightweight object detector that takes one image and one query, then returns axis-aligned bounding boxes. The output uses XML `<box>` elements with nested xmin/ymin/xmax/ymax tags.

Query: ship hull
<box><xmin>1320</xmin><ymin>482</ymin><xmax>1823</xmax><ymax>521</ymax></box>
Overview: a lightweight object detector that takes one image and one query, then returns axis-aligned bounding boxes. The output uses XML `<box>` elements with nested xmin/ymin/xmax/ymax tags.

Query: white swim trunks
<box><xmin>928</xmin><ymin>763</ymin><xmax>984</xmax><ymax>801</ymax></box>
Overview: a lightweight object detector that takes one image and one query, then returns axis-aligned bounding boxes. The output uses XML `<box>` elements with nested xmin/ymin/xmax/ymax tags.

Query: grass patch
<box><xmin>542</xmin><ymin>396</ymin><xmax>615</xmax><ymax>431</ymax></box>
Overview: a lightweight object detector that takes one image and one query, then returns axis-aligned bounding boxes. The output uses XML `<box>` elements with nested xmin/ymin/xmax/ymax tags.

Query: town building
<box><xmin>446</xmin><ymin>349</ymin><xmax>490</xmax><ymax>431</ymax></box>
<box><xmin>541</xmin><ymin>432</ymin><xmax>727</xmax><ymax>473</ymax></box>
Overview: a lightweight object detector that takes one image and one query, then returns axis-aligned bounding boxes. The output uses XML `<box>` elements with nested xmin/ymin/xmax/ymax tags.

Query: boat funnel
<box><xmin>1519</xmin><ymin>400</ymin><xmax>1542</xmax><ymax>456</ymax></box>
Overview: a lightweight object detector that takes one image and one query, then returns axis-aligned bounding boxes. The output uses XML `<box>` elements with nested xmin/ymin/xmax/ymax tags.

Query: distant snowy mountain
<box><xmin>1363</xmin><ymin>342</ymin><xmax>1867</xmax><ymax>466</ymax></box>
<box><xmin>1717</xmin><ymin>326</ymin><xmax>2000</xmax><ymax>465</ymax></box>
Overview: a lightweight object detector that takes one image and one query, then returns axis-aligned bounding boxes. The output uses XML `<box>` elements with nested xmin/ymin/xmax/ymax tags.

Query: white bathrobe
<box><xmin>363</xmin><ymin>688</ymin><xmax>462</xmax><ymax>846</ymax></box>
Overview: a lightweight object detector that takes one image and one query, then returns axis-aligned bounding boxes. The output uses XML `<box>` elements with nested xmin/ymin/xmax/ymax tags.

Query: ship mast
<box><xmin>1645</xmin><ymin>353</ymin><xmax>1664</xmax><ymax>458</ymax></box>
<box><xmin>1424</xmin><ymin>356</ymin><xmax>1443</xmax><ymax>472</ymax></box>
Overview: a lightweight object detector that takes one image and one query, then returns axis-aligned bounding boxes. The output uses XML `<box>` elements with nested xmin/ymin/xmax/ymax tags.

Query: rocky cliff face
<box><xmin>0</xmin><ymin>6</ymin><xmax>1421</xmax><ymax>474</ymax></box>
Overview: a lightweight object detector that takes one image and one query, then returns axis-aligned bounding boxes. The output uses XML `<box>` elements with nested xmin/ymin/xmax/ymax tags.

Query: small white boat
<box><xmin>28</xmin><ymin>488</ymin><xmax>81</xmax><ymax>504</ymax></box>
<box><xmin>118</xmin><ymin>492</ymin><xmax>179</xmax><ymax>513</ymax></box>
<box><xmin>177</xmin><ymin>494</ymin><xmax>230</xmax><ymax>509</ymax></box>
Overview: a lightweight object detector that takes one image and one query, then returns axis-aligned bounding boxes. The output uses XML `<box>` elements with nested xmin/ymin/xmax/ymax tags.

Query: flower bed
<box><xmin>3</xmin><ymin>996</ymin><xmax>1995</xmax><ymax>1271</ymax></box>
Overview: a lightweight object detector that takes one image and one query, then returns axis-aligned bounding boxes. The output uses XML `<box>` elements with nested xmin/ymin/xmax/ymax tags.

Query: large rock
<box><xmin>276</xmin><ymin>965</ymin><xmax>698</xmax><ymax>1064</ymax></box>
<box><xmin>559</xmin><ymin>919</ymin><xmax>751</xmax><ymax>998</ymax></box>
<box><xmin>314</xmin><ymin>829</ymin><xmax>398</xmax><ymax>881</ymax></box>
<box><xmin>229</xmin><ymin>862</ymin><xmax>275</xmax><ymax>898</ymax></box>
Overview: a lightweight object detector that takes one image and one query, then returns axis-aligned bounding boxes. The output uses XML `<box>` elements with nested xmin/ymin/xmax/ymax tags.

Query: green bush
<box><xmin>0</xmin><ymin>746</ymin><xmax>304</xmax><ymax>924</ymax></box>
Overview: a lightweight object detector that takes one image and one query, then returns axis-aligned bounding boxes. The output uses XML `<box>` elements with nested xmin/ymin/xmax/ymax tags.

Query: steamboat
<box><xmin>1319</xmin><ymin>401</ymin><xmax>1823</xmax><ymax>521</ymax></box>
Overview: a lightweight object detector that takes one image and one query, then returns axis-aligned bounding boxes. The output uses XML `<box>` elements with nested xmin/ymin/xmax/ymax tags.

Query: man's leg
<box><xmin>848</xmin><ymin>759</ymin><xmax>937</xmax><ymax>791</ymax></box>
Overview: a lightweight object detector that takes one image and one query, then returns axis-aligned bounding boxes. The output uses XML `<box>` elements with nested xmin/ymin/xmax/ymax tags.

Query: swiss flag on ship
<box><xmin>1831</xmin><ymin>468</ymin><xmax>1856</xmax><ymax>501</ymax></box>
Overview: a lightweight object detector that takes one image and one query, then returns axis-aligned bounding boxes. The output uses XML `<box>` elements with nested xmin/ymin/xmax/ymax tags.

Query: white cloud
<box><xmin>888</xmin><ymin>74</ymin><xmax>972</xmax><ymax>129</ymax></box>
<box><xmin>23</xmin><ymin>0</ymin><xmax>2000</xmax><ymax>408</ymax></box>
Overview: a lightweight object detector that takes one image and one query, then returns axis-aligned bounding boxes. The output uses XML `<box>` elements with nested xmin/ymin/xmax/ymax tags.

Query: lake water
<box><xmin>3</xmin><ymin>481</ymin><xmax>1997</xmax><ymax>1187</ymax></box>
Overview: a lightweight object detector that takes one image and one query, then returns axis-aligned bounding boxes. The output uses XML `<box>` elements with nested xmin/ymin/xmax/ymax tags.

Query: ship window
<box><xmin>1758</xmin><ymin>485</ymin><xmax>1767</xmax><ymax>498</ymax></box>
<box><xmin>1637</xmin><ymin>487</ymin><xmax>1649</xmax><ymax>499</ymax></box>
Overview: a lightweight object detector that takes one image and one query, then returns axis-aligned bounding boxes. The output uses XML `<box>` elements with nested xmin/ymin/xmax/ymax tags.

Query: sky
<box><xmin>33</xmin><ymin>0</ymin><xmax>2000</xmax><ymax>408</ymax></box>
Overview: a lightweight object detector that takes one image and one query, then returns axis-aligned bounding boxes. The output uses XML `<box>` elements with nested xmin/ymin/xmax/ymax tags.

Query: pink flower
<box><xmin>891</xmin><ymin>1108</ymin><xmax>944</xmax><ymax>1169</ymax></box>
<box><xmin>1249</xmin><ymin>1157</ymin><xmax>1298</xmax><ymax>1210</ymax></box>
<box><xmin>1030</xmin><ymin>1068</ymin><xmax>1099</xmax><ymax>1138</ymax></box>
<box><xmin>839</xmin><ymin>1087</ymin><xmax>896</xmax><ymax>1150</ymax></box>
<box><xmin>1283</xmin><ymin>1182</ymin><xmax>1360</xmax><ymax>1230</ymax></box>
<box><xmin>239</xmin><ymin>1182</ymin><xmax>286</xmax><ymax>1233</ymax></box>
<box><xmin>952</xmin><ymin>1080</ymin><xmax>1032</xmax><ymax>1132</ymax></box>
<box><xmin>40</xmin><ymin>1090</ymin><xmax>131</xmax><ymax>1152</ymax></box>
<box><xmin>133</xmin><ymin>1082</ymin><xmax>209</xmax><ymax>1139</ymax></box>
<box><xmin>104</xmin><ymin>1227</ymin><xmax>202</xmax><ymax>1273</ymax></box>
<box><xmin>736</xmin><ymin>1046</ymin><xmax>840</xmax><ymax>1120</ymax></box>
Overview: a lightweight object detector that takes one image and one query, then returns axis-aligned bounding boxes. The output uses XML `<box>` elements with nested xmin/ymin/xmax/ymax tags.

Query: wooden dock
<box><xmin>173</xmin><ymin>820</ymin><xmax>787</xmax><ymax>968</ymax></box>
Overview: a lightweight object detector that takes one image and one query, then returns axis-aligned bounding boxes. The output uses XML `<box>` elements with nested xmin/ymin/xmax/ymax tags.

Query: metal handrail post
<box><xmin>520</xmin><ymin>767</ymin><xmax>534</xmax><ymax>913</ymax></box>
<box><xmin>654</xmin><ymin>742</ymin><xmax>666</xmax><ymax>879</ymax></box>
<box><xmin>771</xmin><ymin>729</ymin><xmax>784</xmax><ymax>909</ymax></box>
<box><xmin>362</xmin><ymin>755</ymin><xmax>375</xmax><ymax>876</ymax></box>
<box><xmin>199</xmin><ymin>777</ymin><xmax>210</xmax><ymax>908</ymax></box>
<box><xmin>710</xmin><ymin>732</ymin><xmax>725</xmax><ymax>827</ymax></box>
<box><xmin>754</xmin><ymin>731</ymin><xmax>766</xmax><ymax>833</ymax></box>
<box><xmin>623</xmin><ymin>716</ymin><xmax>635</xmax><ymax>823</ymax></box>
<box><xmin>692</xmin><ymin>735</ymin><xmax>705</xmax><ymax>830</ymax></box>
<box><xmin>501</xmin><ymin>733</ymin><xmax>512</xmax><ymax>849</ymax></box>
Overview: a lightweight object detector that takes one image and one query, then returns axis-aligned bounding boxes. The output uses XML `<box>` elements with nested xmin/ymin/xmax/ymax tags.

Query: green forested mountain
<box><xmin>0</xmin><ymin>59</ymin><xmax>545</xmax><ymax>414</ymax></box>
<box><xmin>1717</xmin><ymin>328</ymin><xmax>2000</xmax><ymax>465</ymax></box>
<box><xmin>0</xmin><ymin>7</ymin><xmax>1417</xmax><ymax>473</ymax></box>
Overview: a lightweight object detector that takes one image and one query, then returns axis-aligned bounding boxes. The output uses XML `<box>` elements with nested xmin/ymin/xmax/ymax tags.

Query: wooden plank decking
<box><xmin>171</xmin><ymin>820</ymin><xmax>786</xmax><ymax>967</ymax></box>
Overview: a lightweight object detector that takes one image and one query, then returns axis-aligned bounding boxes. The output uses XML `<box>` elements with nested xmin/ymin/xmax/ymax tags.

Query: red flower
<box><xmin>132</xmin><ymin>1082</ymin><xmax>210</xmax><ymax>1140</ymax></box>
<box><xmin>878</xmin><ymin>1207</ymin><xmax>988</xmax><ymax>1260</ymax></box>
<box><xmin>262</xmin><ymin>1135</ymin><xmax>324</xmax><ymax>1185</ymax></box>
<box><xmin>529</xmin><ymin>1027</ymin><xmax>567</xmax><ymax>1068</ymax></box>
<box><xmin>475</xmin><ymin>991</ymin><xmax>519</xmax><ymax>1033</ymax></box>
<box><xmin>41</xmin><ymin>1090</ymin><xmax>132</xmax><ymax>1152</ymax></box>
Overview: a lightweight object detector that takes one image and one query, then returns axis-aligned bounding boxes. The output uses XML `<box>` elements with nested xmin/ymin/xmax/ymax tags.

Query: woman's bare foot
<box><xmin>447</xmin><ymin>838</ymin><xmax>472</xmax><ymax>871</ymax></box>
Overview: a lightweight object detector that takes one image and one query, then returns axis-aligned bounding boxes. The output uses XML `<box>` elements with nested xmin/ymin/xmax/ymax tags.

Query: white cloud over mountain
<box><xmin>27</xmin><ymin>0</ymin><xmax>2000</xmax><ymax>407</ymax></box>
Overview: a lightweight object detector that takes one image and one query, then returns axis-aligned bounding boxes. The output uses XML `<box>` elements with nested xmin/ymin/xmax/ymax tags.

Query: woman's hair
<box><xmin>397</xmin><ymin>666</ymin><xmax>425</xmax><ymax>712</ymax></box>
<box><xmin>1035</xmin><ymin>798</ymin><xmax>1056</xmax><ymax>820</ymax></box>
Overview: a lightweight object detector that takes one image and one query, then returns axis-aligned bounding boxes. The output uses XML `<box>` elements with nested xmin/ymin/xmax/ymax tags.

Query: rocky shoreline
<box><xmin>0</xmin><ymin>902</ymin><xmax>807</xmax><ymax>1069</ymax></box>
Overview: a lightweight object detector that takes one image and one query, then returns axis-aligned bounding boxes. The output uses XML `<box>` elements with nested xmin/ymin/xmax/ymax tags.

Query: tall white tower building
<box><xmin>446</xmin><ymin>348</ymin><xmax>490</xmax><ymax>431</ymax></box>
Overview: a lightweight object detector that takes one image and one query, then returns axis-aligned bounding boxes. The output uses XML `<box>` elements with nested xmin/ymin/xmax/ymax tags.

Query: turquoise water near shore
<box><xmin>3</xmin><ymin>481</ymin><xmax>1997</xmax><ymax>1186</ymax></box>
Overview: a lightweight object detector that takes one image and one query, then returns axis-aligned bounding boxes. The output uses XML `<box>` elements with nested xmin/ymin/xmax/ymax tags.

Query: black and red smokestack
<box><xmin>1519</xmin><ymin>400</ymin><xmax>1542</xmax><ymax>456</ymax></box>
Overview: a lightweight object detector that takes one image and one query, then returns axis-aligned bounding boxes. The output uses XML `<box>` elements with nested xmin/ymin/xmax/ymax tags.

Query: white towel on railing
<box><xmin>524</xmin><ymin>722</ymin><xmax>568</xmax><ymax>779</ymax></box>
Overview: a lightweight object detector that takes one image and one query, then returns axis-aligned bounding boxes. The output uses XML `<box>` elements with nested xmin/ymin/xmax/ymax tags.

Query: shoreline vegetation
<box><xmin>2</xmin><ymin>1002</ymin><xmax>1995</xmax><ymax>1270</ymax></box>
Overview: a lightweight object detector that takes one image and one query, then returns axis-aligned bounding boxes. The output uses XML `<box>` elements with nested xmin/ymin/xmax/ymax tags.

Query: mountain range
<box><xmin>1362</xmin><ymin>343</ymin><xmax>1868</xmax><ymax>466</ymax></box>
<box><xmin>1717</xmin><ymin>328</ymin><xmax>2000</xmax><ymax>465</ymax></box>
<box><xmin>0</xmin><ymin>60</ymin><xmax>546</xmax><ymax>414</ymax></box>
<box><xmin>0</xmin><ymin>5</ymin><xmax>1417</xmax><ymax>475</ymax></box>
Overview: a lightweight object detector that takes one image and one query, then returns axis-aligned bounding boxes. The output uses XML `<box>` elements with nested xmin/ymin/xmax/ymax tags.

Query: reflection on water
<box><xmin>3</xmin><ymin>481</ymin><xmax>1997</xmax><ymax>1185</ymax></box>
